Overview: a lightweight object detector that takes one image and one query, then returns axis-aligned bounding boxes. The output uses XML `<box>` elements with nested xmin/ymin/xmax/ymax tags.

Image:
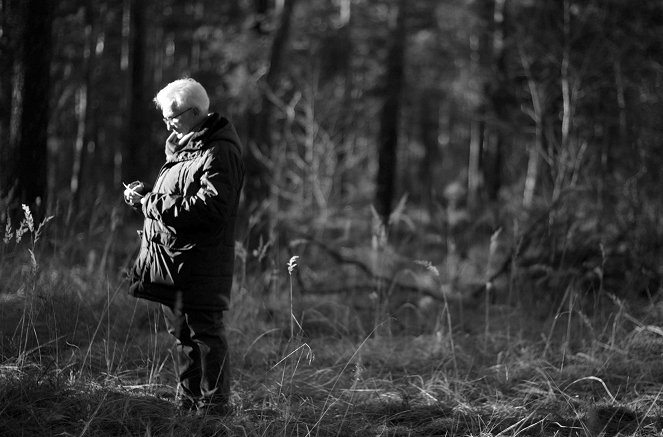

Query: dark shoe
<box><xmin>176</xmin><ymin>396</ymin><xmax>198</xmax><ymax>414</ymax></box>
<box><xmin>196</xmin><ymin>401</ymin><xmax>233</xmax><ymax>416</ymax></box>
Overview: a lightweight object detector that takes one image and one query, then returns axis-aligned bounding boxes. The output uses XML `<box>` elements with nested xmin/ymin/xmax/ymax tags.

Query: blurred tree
<box><xmin>0</xmin><ymin>0</ymin><xmax>19</xmax><ymax>162</ymax></box>
<box><xmin>375</xmin><ymin>0</ymin><xmax>408</xmax><ymax>225</ymax></box>
<box><xmin>483</xmin><ymin>0</ymin><xmax>508</xmax><ymax>203</ymax></box>
<box><xmin>123</xmin><ymin>0</ymin><xmax>150</xmax><ymax>183</ymax></box>
<box><xmin>400</xmin><ymin>1</ymin><xmax>459</xmax><ymax>215</ymax></box>
<box><xmin>418</xmin><ymin>89</ymin><xmax>442</xmax><ymax>213</ymax></box>
<box><xmin>327</xmin><ymin>0</ymin><xmax>354</xmax><ymax>200</ymax></box>
<box><xmin>70</xmin><ymin>0</ymin><xmax>98</xmax><ymax>206</ymax></box>
<box><xmin>245</xmin><ymin>0</ymin><xmax>298</xmax><ymax>239</ymax></box>
<box><xmin>467</xmin><ymin>0</ymin><xmax>510</xmax><ymax>208</ymax></box>
<box><xmin>3</xmin><ymin>0</ymin><xmax>55</xmax><ymax>215</ymax></box>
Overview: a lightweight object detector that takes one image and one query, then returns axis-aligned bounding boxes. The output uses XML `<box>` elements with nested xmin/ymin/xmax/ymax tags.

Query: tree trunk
<box><xmin>485</xmin><ymin>0</ymin><xmax>507</xmax><ymax>202</ymax></box>
<box><xmin>552</xmin><ymin>0</ymin><xmax>573</xmax><ymax>202</ymax></box>
<box><xmin>419</xmin><ymin>90</ymin><xmax>441</xmax><ymax>214</ymax></box>
<box><xmin>0</xmin><ymin>0</ymin><xmax>17</xmax><ymax>197</ymax></box>
<box><xmin>71</xmin><ymin>2</ymin><xmax>97</xmax><ymax>206</ymax></box>
<box><xmin>468</xmin><ymin>0</ymin><xmax>509</xmax><ymax>206</ymax></box>
<box><xmin>523</xmin><ymin>105</ymin><xmax>544</xmax><ymax>209</ymax></box>
<box><xmin>335</xmin><ymin>0</ymin><xmax>353</xmax><ymax>200</ymax></box>
<box><xmin>243</xmin><ymin>0</ymin><xmax>297</xmax><ymax>233</ymax></box>
<box><xmin>469</xmin><ymin>0</ymin><xmax>505</xmax><ymax>208</ymax></box>
<box><xmin>467</xmin><ymin>114</ymin><xmax>484</xmax><ymax>209</ymax></box>
<box><xmin>375</xmin><ymin>0</ymin><xmax>407</xmax><ymax>225</ymax></box>
<box><xmin>6</xmin><ymin>0</ymin><xmax>55</xmax><ymax>215</ymax></box>
<box><xmin>123</xmin><ymin>0</ymin><xmax>150</xmax><ymax>183</ymax></box>
<box><xmin>519</xmin><ymin>43</ymin><xmax>544</xmax><ymax>209</ymax></box>
<box><xmin>484</xmin><ymin>130</ymin><xmax>503</xmax><ymax>202</ymax></box>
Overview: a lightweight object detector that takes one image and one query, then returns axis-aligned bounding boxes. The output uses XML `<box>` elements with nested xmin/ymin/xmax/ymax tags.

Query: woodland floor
<box><xmin>2</xmin><ymin>207</ymin><xmax>663</xmax><ymax>436</ymax></box>
<box><xmin>2</xmin><ymin>289</ymin><xmax>663</xmax><ymax>437</ymax></box>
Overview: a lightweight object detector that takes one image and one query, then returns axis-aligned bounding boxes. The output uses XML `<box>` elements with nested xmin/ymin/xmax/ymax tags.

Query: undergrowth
<box><xmin>1</xmin><ymin>199</ymin><xmax>663</xmax><ymax>436</ymax></box>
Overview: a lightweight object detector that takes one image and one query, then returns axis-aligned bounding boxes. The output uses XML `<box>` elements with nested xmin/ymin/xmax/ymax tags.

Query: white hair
<box><xmin>153</xmin><ymin>78</ymin><xmax>210</xmax><ymax>113</ymax></box>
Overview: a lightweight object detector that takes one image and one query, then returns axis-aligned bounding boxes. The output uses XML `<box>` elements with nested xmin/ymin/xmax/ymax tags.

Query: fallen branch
<box><xmin>471</xmin><ymin>192</ymin><xmax>571</xmax><ymax>298</ymax></box>
<box><xmin>288</xmin><ymin>236</ymin><xmax>473</xmax><ymax>304</ymax></box>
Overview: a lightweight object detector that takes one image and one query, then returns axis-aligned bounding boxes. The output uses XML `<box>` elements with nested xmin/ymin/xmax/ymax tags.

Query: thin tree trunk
<box><xmin>552</xmin><ymin>0</ymin><xmax>572</xmax><ymax>203</ymax></box>
<box><xmin>243</xmin><ymin>0</ymin><xmax>297</xmax><ymax>236</ymax></box>
<box><xmin>485</xmin><ymin>0</ymin><xmax>507</xmax><ymax>202</ymax></box>
<box><xmin>261</xmin><ymin>0</ymin><xmax>297</xmax><ymax>143</ymax></box>
<box><xmin>560</xmin><ymin>0</ymin><xmax>571</xmax><ymax>153</ymax></box>
<box><xmin>614</xmin><ymin>61</ymin><xmax>627</xmax><ymax>146</ymax></box>
<box><xmin>467</xmin><ymin>0</ymin><xmax>491</xmax><ymax>209</ymax></box>
<box><xmin>520</xmin><ymin>44</ymin><xmax>544</xmax><ymax>209</ymax></box>
<box><xmin>485</xmin><ymin>131</ymin><xmax>503</xmax><ymax>202</ymax></box>
<box><xmin>467</xmin><ymin>115</ymin><xmax>484</xmax><ymax>209</ymax></box>
<box><xmin>123</xmin><ymin>0</ymin><xmax>149</xmax><ymax>183</ymax></box>
<box><xmin>375</xmin><ymin>0</ymin><xmax>407</xmax><ymax>225</ymax></box>
<box><xmin>303</xmin><ymin>82</ymin><xmax>320</xmax><ymax>211</ymax></box>
<box><xmin>71</xmin><ymin>87</ymin><xmax>88</xmax><ymax>201</ymax></box>
<box><xmin>71</xmin><ymin>2</ymin><xmax>96</xmax><ymax>205</ymax></box>
<box><xmin>598</xmin><ymin>59</ymin><xmax>624</xmax><ymax>224</ymax></box>
<box><xmin>116</xmin><ymin>0</ymin><xmax>132</xmax><ymax>187</ymax></box>
<box><xmin>419</xmin><ymin>90</ymin><xmax>441</xmax><ymax>214</ymax></box>
<box><xmin>8</xmin><ymin>0</ymin><xmax>55</xmax><ymax>214</ymax></box>
<box><xmin>265</xmin><ymin>0</ymin><xmax>297</xmax><ymax>231</ymax></box>
<box><xmin>239</xmin><ymin>0</ymin><xmax>297</xmax><ymax>247</ymax></box>
<box><xmin>0</xmin><ymin>0</ymin><xmax>19</xmax><ymax>197</ymax></box>
<box><xmin>523</xmin><ymin>130</ymin><xmax>541</xmax><ymax>209</ymax></box>
<box><xmin>470</xmin><ymin>0</ymin><xmax>508</xmax><ymax>206</ymax></box>
<box><xmin>335</xmin><ymin>0</ymin><xmax>353</xmax><ymax>200</ymax></box>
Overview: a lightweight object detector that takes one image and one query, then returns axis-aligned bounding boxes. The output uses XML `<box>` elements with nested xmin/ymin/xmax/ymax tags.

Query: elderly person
<box><xmin>123</xmin><ymin>78</ymin><xmax>244</xmax><ymax>415</ymax></box>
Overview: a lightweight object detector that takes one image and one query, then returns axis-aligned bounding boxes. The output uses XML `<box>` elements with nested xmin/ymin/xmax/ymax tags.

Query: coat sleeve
<box><xmin>142</xmin><ymin>143</ymin><xmax>244</xmax><ymax>233</ymax></box>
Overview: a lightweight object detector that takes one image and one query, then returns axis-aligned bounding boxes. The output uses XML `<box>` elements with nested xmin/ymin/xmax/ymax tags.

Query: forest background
<box><xmin>2</xmin><ymin>0</ymin><xmax>663</xmax><ymax>436</ymax></box>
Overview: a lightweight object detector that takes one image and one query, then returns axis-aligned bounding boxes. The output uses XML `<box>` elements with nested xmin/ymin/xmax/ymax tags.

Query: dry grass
<box><xmin>2</xmin><ymin>205</ymin><xmax>663</xmax><ymax>436</ymax></box>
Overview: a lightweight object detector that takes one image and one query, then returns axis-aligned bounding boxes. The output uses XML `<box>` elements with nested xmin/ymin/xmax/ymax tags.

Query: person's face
<box><xmin>162</xmin><ymin>104</ymin><xmax>197</xmax><ymax>135</ymax></box>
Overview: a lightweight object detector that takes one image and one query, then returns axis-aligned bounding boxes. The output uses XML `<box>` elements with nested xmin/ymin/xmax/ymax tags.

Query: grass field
<box><xmin>1</xmin><ymin>204</ymin><xmax>662</xmax><ymax>436</ymax></box>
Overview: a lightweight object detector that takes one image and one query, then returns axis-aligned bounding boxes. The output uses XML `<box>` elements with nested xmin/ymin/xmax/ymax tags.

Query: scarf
<box><xmin>165</xmin><ymin>132</ymin><xmax>195</xmax><ymax>160</ymax></box>
<box><xmin>164</xmin><ymin>115</ymin><xmax>213</xmax><ymax>160</ymax></box>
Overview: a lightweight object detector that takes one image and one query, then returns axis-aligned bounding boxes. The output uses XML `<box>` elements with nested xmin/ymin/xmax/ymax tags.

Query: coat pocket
<box><xmin>145</xmin><ymin>231</ymin><xmax>195</xmax><ymax>288</ymax></box>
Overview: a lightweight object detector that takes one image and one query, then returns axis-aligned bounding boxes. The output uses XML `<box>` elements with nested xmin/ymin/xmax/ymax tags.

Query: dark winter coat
<box><xmin>129</xmin><ymin>113</ymin><xmax>245</xmax><ymax>311</ymax></box>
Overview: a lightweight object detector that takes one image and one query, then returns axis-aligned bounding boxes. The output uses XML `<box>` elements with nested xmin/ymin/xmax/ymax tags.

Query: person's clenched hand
<box><xmin>123</xmin><ymin>181</ymin><xmax>147</xmax><ymax>207</ymax></box>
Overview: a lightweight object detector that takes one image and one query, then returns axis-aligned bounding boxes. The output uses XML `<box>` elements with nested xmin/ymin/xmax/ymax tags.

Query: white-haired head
<box><xmin>154</xmin><ymin>78</ymin><xmax>210</xmax><ymax>114</ymax></box>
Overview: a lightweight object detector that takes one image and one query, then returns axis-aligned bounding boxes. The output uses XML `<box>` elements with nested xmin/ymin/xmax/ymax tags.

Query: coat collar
<box><xmin>165</xmin><ymin>113</ymin><xmax>224</xmax><ymax>161</ymax></box>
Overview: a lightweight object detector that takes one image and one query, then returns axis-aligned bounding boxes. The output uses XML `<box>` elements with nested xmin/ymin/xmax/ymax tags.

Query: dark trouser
<box><xmin>162</xmin><ymin>305</ymin><xmax>230</xmax><ymax>406</ymax></box>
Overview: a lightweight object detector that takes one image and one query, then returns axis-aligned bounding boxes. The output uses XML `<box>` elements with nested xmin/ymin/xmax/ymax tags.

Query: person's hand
<box><xmin>123</xmin><ymin>181</ymin><xmax>147</xmax><ymax>207</ymax></box>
